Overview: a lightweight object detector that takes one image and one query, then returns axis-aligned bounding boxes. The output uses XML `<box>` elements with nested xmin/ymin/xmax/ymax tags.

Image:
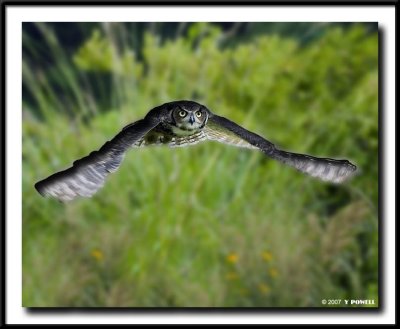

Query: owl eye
<box><xmin>178</xmin><ymin>110</ymin><xmax>187</xmax><ymax>117</ymax></box>
<box><xmin>195</xmin><ymin>111</ymin><xmax>202</xmax><ymax>118</ymax></box>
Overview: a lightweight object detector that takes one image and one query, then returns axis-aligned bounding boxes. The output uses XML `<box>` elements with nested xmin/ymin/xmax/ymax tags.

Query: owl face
<box><xmin>171</xmin><ymin>102</ymin><xmax>208</xmax><ymax>133</ymax></box>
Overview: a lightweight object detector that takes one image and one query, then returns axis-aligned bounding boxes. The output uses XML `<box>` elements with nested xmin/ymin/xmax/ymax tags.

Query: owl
<box><xmin>35</xmin><ymin>100</ymin><xmax>357</xmax><ymax>202</ymax></box>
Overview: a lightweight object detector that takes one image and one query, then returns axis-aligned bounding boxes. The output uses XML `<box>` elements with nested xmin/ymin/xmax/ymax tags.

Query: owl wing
<box><xmin>35</xmin><ymin>116</ymin><xmax>163</xmax><ymax>202</ymax></box>
<box><xmin>204</xmin><ymin>114</ymin><xmax>357</xmax><ymax>183</ymax></box>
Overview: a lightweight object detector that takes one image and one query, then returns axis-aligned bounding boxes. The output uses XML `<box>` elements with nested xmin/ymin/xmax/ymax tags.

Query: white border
<box><xmin>6</xmin><ymin>5</ymin><xmax>395</xmax><ymax>325</ymax></box>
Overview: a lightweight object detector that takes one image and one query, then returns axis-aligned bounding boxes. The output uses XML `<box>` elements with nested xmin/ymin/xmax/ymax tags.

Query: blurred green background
<box><xmin>22</xmin><ymin>22</ymin><xmax>378</xmax><ymax>307</ymax></box>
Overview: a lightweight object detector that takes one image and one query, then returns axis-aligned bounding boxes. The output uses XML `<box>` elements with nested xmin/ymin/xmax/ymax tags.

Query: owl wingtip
<box><xmin>332</xmin><ymin>162</ymin><xmax>358</xmax><ymax>184</ymax></box>
<box><xmin>345</xmin><ymin>160</ymin><xmax>357</xmax><ymax>172</ymax></box>
<box><xmin>34</xmin><ymin>180</ymin><xmax>47</xmax><ymax>197</ymax></box>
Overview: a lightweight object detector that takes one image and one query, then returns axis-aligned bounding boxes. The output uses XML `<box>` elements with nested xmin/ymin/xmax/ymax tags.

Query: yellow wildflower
<box><xmin>225</xmin><ymin>272</ymin><xmax>239</xmax><ymax>281</ymax></box>
<box><xmin>91</xmin><ymin>249</ymin><xmax>104</xmax><ymax>262</ymax></box>
<box><xmin>261</xmin><ymin>251</ymin><xmax>273</xmax><ymax>262</ymax></box>
<box><xmin>239</xmin><ymin>288</ymin><xmax>249</xmax><ymax>296</ymax></box>
<box><xmin>269</xmin><ymin>268</ymin><xmax>279</xmax><ymax>278</ymax></box>
<box><xmin>258</xmin><ymin>283</ymin><xmax>270</xmax><ymax>295</ymax></box>
<box><xmin>226</xmin><ymin>253</ymin><xmax>239</xmax><ymax>264</ymax></box>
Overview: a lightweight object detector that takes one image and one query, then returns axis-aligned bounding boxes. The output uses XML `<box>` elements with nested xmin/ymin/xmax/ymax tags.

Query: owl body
<box><xmin>136</xmin><ymin>122</ymin><xmax>207</xmax><ymax>148</ymax></box>
<box><xmin>35</xmin><ymin>100</ymin><xmax>357</xmax><ymax>202</ymax></box>
<box><xmin>170</xmin><ymin>125</ymin><xmax>201</xmax><ymax>137</ymax></box>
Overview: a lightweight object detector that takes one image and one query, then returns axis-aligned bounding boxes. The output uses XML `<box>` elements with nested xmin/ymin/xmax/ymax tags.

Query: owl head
<box><xmin>170</xmin><ymin>100</ymin><xmax>209</xmax><ymax>131</ymax></box>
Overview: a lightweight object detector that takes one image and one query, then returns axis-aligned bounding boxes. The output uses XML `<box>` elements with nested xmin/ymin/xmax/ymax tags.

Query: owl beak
<box><xmin>188</xmin><ymin>114</ymin><xmax>195</xmax><ymax>125</ymax></box>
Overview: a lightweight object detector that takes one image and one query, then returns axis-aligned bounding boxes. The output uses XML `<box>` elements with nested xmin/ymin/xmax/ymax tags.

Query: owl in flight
<box><xmin>35</xmin><ymin>100</ymin><xmax>357</xmax><ymax>202</ymax></box>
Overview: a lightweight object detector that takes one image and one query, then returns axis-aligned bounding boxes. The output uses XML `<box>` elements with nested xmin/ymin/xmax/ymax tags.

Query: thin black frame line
<box><xmin>1</xmin><ymin>0</ymin><xmax>7</xmax><ymax>326</ymax></box>
<box><xmin>1</xmin><ymin>1</ymin><xmax>399</xmax><ymax>7</ymax></box>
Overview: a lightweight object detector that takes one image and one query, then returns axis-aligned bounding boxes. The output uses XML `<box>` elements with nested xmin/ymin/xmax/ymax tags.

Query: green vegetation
<box><xmin>22</xmin><ymin>23</ymin><xmax>378</xmax><ymax>307</ymax></box>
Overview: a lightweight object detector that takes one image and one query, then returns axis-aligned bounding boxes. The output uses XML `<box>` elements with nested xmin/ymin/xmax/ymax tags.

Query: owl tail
<box><xmin>266</xmin><ymin>148</ymin><xmax>357</xmax><ymax>183</ymax></box>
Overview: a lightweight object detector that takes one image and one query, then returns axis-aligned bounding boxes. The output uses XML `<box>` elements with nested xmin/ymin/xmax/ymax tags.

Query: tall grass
<box><xmin>22</xmin><ymin>23</ymin><xmax>378</xmax><ymax>307</ymax></box>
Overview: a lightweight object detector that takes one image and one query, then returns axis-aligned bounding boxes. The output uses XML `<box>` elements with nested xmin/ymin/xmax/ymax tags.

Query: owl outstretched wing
<box><xmin>35</xmin><ymin>116</ymin><xmax>163</xmax><ymax>202</ymax></box>
<box><xmin>204</xmin><ymin>114</ymin><xmax>357</xmax><ymax>183</ymax></box>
